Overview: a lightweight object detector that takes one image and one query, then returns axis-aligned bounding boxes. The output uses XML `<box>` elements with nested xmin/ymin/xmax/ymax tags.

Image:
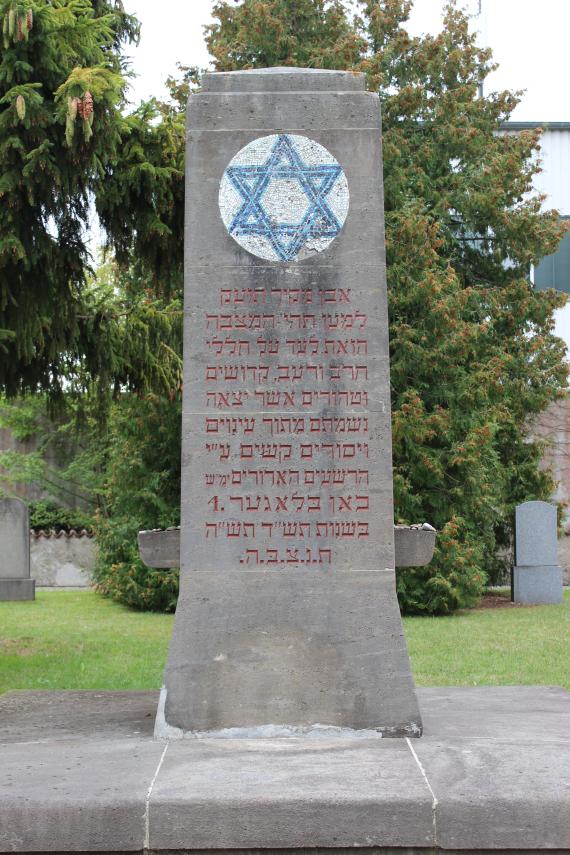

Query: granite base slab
<box><xmin>1</xmin><ymin>687</ymin><xmax>569</xmax><ymax>853</ymax></box>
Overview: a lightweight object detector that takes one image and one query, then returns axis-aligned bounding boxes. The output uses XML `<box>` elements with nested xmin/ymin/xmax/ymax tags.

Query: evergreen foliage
<box><xmin>0</xmin><ymin>0</ymin><xmax>142</xmax><ymax>395</ymax></box>
<box><xmin>204</xmin><ymin>0</ymin><xmax>568</xmax><ymax>613</ymax></box>
<box><xmin>93</xmin><ymin>394</ymin><xmax>181</xmax><ymax>612</ymax></box>
<box><xmin>0</xmin><ymin>384</ymin><xmax>180</xmax><ymax>610</ymax></box>
<box><xmin>28</xmin><ymin>498</ymin><xmax>93</xmax><ymax>532</ymax></box>
<box><xmin>96</xmin><ymin>98</ymin><xmax>185</xmax><ymax>297</ymax></box>
<box><xmin>0</xmin><ymin>392</ymin><xmax>105</xmax><ymax>511</ymax></box>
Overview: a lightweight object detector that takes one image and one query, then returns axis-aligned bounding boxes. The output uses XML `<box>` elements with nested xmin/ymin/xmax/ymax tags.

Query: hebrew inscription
<box><xmin>198</xmin><ymin>278</ymin><xmax>378</xmax><ymax>570</ymax></box>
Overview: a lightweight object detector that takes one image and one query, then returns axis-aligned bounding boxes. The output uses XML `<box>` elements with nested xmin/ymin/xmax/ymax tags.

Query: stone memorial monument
<box><xmin>152</xmin><ymin>66</ymin><xmax>424</xmax><ymax>738</ymax></box>
<box><xmin>1</xmin><ymin>67</ymin><xmax>570</xmax><ymax>855</ymax></box>
<box><xmin>0</xmin><ymin>497</ymin><xmax>35</xmax><ymax>601</ymax></box>
<box><xmin>513</xmin><ymin>500</ymin><xmax>563</xmax><ymax>604</ymax></box>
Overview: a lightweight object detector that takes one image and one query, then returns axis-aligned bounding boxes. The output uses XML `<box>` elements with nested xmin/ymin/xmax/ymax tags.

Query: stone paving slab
<box><xmin>0</xmin><ymin>738</ymin><xmax>165</xmax><ymax>852</ymax></box>
<box><xmin>1</xmin><ymin>687</ymin><xmax>569</xmax><ymax>853</ymax></box>
<box><xmin>149</xmin><ymin>738</ymin><xmax>433</xmax><ymax>851</ymax></box>
<box><xmin>419</xmin><ymin>685</ymin><xmax>570</xmax><ymax>740</ymax></box>
<box><xmin>0</xmin><ymin>690</ymin><xmax>157</xmax><ymax>742</ymax></box>
<box><xmin>413</xmin><ymin>739</ymin><xmax>570</xmax><ymax>851</ymax></box>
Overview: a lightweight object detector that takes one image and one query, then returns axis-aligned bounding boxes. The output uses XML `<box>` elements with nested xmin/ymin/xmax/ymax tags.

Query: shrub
<box><xmin>28</xmin><ymin>499</ymin><xmax>94</xmax><ymax>533</ymax></box>
<box><xmin>93</xmin><ymin>394</ymin><xmax>181</xmax><ymax>612</ymax></box>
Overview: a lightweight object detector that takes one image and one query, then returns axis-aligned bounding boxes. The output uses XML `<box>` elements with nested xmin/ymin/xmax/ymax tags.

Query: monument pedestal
<box><xmin>2</xmin><ymin>686</ymin><xmax>570</xmax><ymax>854</ymax></box>
<box><xmin>0</xmin><ymin>577</ymin><xmax>35</xmax><ymax>601</ymax></box>
<box><xmin>159</xmin><ymin>571</ymin><xmax>421</xmax><ymax>736</ymax></box>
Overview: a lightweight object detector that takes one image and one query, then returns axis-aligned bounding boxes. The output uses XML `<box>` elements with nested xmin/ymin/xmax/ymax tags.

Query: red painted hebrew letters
<box><xmin>201</xmin><ymin>284</ymin><xmax>376</xmax><ymax>568</ymax></box>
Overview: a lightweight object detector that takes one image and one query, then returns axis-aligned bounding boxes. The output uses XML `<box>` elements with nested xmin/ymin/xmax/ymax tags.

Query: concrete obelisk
<box><xmin>158</xmin><ymin>67</ymin><xmax>422</xmax><ymax>737</ymax></box>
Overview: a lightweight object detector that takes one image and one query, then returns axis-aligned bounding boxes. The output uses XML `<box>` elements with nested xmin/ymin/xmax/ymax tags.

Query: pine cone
<box><xmin>17</xmin><ymin>14</ymin><xmax>24</xmax><ymax>40</ymax></box>
<box><xmin>15</xmin><ymin>94</ymin><xmax>26</xmax><ymax>121</ymax></box>
<box><xmin>82</xmin><ymin>91</ymin><xmax>93</xmax><ymax>120</ymax></box>
<box><xmin>76</xmin><ymin>98</ymin><xmax>84</xmax><ymax>120</ymax></box>
<box><xmin>8</xmin><ymin>8</ymin><xmax>15</xmax><ymax>38</ymax></box>
<box><xmin>26</xmin><ymin>8</ymin><xmax>32</xmax><ymax>30</ymax></box>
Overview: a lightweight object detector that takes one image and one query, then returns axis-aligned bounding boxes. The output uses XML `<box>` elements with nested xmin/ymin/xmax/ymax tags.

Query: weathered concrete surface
<box><xmin>149</xmin><ymin>738</ymin><xmax>433</xmax><ymax>851</ymax></box>
<box><xmin>513</xmin><ymin>501</ymin><xmax>563</xmax><ymax>604</ymax></box>
<box><xmin>418</xmin><ymin>685</ymin><xmax>570</xmax><ymax>740</ymax></box>
<box><xmin>558</xmin><ymin>531</ymin><xmax>570</xmax><ymax>584</ymax></box>
<box><xmin>163</xmin><ymin>571</ymin><xmax>421</xmax><ymax>735</ymax></box>
<box><xmin>0</xmin><ymin>577</ymin><xmax>35</xmax><ymax>600</ymax></box>
<box><xmin>1</xmin><ymin>687</ymin><xmax>570</xmax><ymax>852</ymax></box>
<box><xmin>393</xmin><ymin>526</ymin><xmax>436</xmax><ymax>568</ymax></box>
<box><xmin>0</xmin><ymin>738</ymin><xmax>165</xmax><ymax>852</ymax></box>
<box><xmin>31</xmin><ymin>531</ymin><xmax>95</xmax><ymax>587</ymax></box>
<box><xmin>0</xmin><ymin>498</ymin><xmax>34</xmax><ymax>601</ymax></box>
<box><xmin>203</xmin><ymin>67</ymin><xmax>366</xmax><ymax>94</ymax></box>
<box><xmin>0</xmin><ymin>690</ymin><xmax>157</xmax><ymax>742</ymax></box>
<box><xmin>414</xmin><ymin>739</ymin><xmax>570</xmax><ymax>851</ymax></box>
<box><xmin>415</xmin><ymin>689</ymin><xmax>570</xmax><ymax>851</ymax></box>
<box><xmin>138</xmin><ymin>528</ymin><xmax>180</xmax><ymax>568</ymax></box>
<box><xmin>0</xmin><ymin>497</ymin><xmax>29</xmax><ymax>577</ymax></box>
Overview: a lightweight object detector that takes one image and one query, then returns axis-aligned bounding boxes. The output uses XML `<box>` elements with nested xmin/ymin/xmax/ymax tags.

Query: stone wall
<box><xmin>30</xmin><ymin>531</ymin><xmax>95</xmax><ymax>587</ymax></box>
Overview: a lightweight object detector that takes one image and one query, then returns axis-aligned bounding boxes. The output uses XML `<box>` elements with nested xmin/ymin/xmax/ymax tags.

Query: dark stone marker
<box><xmin>158</xmin><ymin>67</ymin><xmax>421</xmax><ymax>736</ymax></box>
<box><xmin>0</xmin><ymin>498</ymin><xmax>35</xmax><ymax>601</ymax></box>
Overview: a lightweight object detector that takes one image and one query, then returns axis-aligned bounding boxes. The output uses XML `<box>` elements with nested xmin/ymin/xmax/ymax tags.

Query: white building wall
<box><xmin>533</xmin><ymin>129</ymin><xmax>570</xmax><ymax>215</ymax></box>
<box><xmin>503</xmin><ymin>124</ymin><xmax>570</xmax><ymax>215</ymax></box>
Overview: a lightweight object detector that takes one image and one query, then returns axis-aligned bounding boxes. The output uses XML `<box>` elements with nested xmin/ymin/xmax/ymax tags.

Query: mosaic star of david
<box><xmin>219</xmin><ymin>134</ymin><xmax>349</xmax><ymax>262</ymax></box>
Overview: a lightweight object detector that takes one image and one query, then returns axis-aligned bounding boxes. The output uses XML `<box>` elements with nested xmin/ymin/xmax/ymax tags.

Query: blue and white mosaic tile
<box><xmin>219</xmin><ymin>134</ymin><xmax>349</xmax><ymax>262</ymax></box>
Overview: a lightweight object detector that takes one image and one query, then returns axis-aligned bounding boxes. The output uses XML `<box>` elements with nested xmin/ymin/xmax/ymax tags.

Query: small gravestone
<box><xmin>512</xmin><ymin>501</ymin><xmax>563</xmax><ymax>604</ymax></box>
<box><xmin>0</xmin><ymin>498</ymin><xmax>35</xmax><ymax>601</ymax></box>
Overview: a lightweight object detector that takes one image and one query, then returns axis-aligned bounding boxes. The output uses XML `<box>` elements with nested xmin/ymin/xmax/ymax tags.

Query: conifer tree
<box><xmin>0</xmin><ymin>0</ymin><xmax>137</xmax><ymax>394</ymax></box>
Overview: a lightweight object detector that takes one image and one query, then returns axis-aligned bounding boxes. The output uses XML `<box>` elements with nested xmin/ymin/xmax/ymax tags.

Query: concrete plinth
<box><xmin>161</xmin><ymin>570</ymin><xmax>421</xmax><ymax>737</ymax></box>
<box><xmin>1</xmin><ymin>686</ymin><xmax>570</xmax><ymax>853</ymax></box>
<box><xmin>0</xmin><ymin>577</ymin><xmax>35</xmax><ymax>601</ymax></box>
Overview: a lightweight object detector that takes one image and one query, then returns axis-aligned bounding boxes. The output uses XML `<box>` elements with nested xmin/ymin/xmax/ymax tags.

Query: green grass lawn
<box><xmin>1</xmin><ymin>589</ymin><xmax>569</xmax><ymax>695</ymax></box>
<box><xmin>405</xmin><ymin>590</ymin><xmax>570</xmax><ymax>689</ymax></box>
<box><xmin>0</xmin><ymin>590</ymin><xmax>172</xmax><ymax>694</ymax></box>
